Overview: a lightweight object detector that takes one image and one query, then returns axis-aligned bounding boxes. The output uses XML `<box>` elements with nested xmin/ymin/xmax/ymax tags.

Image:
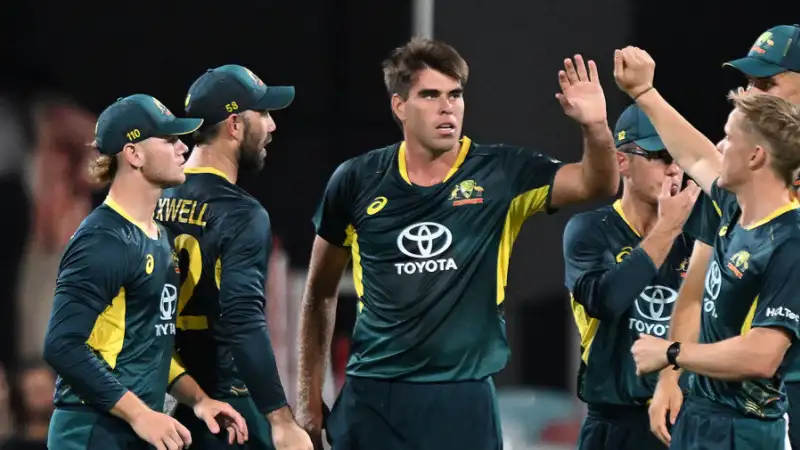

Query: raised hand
<box><xmin>613</xmin><ymin>46</ymin><xmax>657</xmax><ymax>99</ymax></box>
<box><xmin>556</xmin><ymin>54</ymin><xmax>607</xmax><ymax>126</ymax></box>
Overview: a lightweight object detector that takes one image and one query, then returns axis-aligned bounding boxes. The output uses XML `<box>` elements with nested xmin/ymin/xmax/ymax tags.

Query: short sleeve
<box><xmin>683</xmin><ymin>194</ymin><xmax>722</xmax><ymax>245</ymax></box>
<box><xmin>55</xmin><ymin>230</ymin><xmax>130</xmax><ymax>313</ymax></box>
<box><xmin>750</xmin><ymin>239</ymin><xmax>800</xmax><ymax>340</ymax></box>
<box><xmin>503</xmin><ymin>146</ymin><xmax>564</xmax><ymax>215</ymax></box>
<box><xmin>312</xmin><ymin>160</ymin><xmax>355</xmax><ymax>247</ymax></box>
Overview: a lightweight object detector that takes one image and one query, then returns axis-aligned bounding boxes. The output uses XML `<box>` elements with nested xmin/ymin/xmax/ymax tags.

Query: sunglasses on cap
<box><xmin>619</xmin><ymin>146</ymin><xmax>674</xmax><ymax>165</ymax></box>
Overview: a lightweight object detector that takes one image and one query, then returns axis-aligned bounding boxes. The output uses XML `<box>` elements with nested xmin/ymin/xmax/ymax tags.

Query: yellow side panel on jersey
<box><xmin>86</xmin><ymin>288</ymin><xmax>126</xmax><ymax>369</ymax></box>
<box><xmin>345</xmin><ymin>225</ymin><xmax>364</xmax><ymax>312</ymax></box>
<box><xmin>496</xmin><ymin>186</ymin><xmax>550</xmax><ymax>304</ymax></box>
<box><xmin>571</xmin><ymin>294</ymin><xmax>600</xmax><ymax>363</ymax></box>
<box><xmin>740</xmin><ymin>295</ymin><xmax>759</xmax><ymax>335</ymax></box>
<box><xmin>168</xmin><ymin>353</ymin><xmax>187</xmax><ymax>384</ymax></box>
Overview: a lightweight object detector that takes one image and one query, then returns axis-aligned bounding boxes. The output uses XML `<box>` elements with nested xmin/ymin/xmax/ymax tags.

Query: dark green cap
<box><xmin>95</xmin><ymin>94</ymin><xmax>203</xmax><ymax>155</ymax></box>
<box><xmin>614</xmin><ymin>104</ymin><xmax>665</xmax><ymax>151</ymax></box>
<box><xmin>724</xmin><ymin>25</ymin><xmax>800</xmax><ymax>78</ymax></box>
<box><xmin>184</xmin><ymin>64</ymin><xmax>295</xmax><ymax>125</ymax></box>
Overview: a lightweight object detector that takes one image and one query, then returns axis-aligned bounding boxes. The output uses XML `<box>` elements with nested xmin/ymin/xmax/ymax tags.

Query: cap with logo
<box><xmin>614</xmin><ymin>103</ymin><xmax>665</xmax><ymax>151</ymax></box>
<box><xmin>724</xmin><ymin>24</ymin><xmax>800</xmax><ymax>78</ymax></box>
<box><xmin>184</xmin><ymin>64</ymin><xmax>295</xmax><ymax>125</ymax></box>
<box><xmin>95</xmin><ymin>94</ymin><xmax>203</xmax><ymax>156</ymax></box>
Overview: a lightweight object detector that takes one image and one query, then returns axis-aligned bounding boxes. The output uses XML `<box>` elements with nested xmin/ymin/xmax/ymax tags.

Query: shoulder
<box><xmin>564</xmin><ymin>206</ymin><xmax>615</xmax><ymax>246</ymax></box>
<box><xmin>473</xmin><ymin>142</ymin><xmax>560</xmax><ymax>164</ymax></box>
<box><xmin>72</xmin><ymin>207</ymin><xmax>135</xmax><ymax>249</ymax></box>
<box><xmin>566</xmin><ymin>206</ymin><xmax>614</xmax><ymax>233</ymax></box>
<box><xmin>331</xmin><ymin>143</ymin><xmax>398</xmax><ymax>182</ymax></box>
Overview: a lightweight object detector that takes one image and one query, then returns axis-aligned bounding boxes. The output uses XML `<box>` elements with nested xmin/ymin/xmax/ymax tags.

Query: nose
<box><xmin>265</xmin><ymin>114</ymin><xmax>276</xmax><ymax>133</ymax></box>
<box><xmin>666</xmin><ymin>161</ymin><xmax>680</xmax><ymax>177</ymax></box>
<box><xmin>438</xmin><ymin>96</ymin><xmax>454</xmax><ymax>114</ymax></box>
<box><xmin>175</xmin><ymin>139</ymin><xmax>189</xmax><ymax>156</ymax></box>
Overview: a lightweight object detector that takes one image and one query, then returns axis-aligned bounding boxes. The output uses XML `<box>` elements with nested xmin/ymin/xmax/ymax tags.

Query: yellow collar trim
<box><xmin>398</xmin><ymin>136</ymin><xmax>472</xmax><ymax>185</ymax></box>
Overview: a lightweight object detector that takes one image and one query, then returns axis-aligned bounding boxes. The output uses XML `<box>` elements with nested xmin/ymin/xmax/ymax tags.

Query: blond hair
<box><xmin>87</xmin><ymin>141</ymin><xmax>117</xmax><ymax>185</ymax></box>
<box><xmin>728</xmin><ymin>89</ymin><xmax>800</xmax><ymax>186</ymax></box>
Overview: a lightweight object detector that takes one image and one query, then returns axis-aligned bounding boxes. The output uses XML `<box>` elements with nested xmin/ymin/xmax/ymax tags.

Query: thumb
<box><xmin>684</xmin><ymin>180</ymin><xmax>701</xmax><ymax>200</ymax></box>
<box><xmin>613</xmin><ymin>49</ymin><xmax>624</xmax><ymax>78</ymax></box>
<box><xmin>555</xmin><ymin>93</ymin><xmax>571</xmax><ymax>110</ymax></box>
<box><xmin>670</xmin><ymin>400</ymin><xmax>681</xmax><ymax>424</ymax></box>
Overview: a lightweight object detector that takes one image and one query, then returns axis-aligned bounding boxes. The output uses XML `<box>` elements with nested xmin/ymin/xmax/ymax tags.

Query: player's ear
<box><xmin>224</xmin><ymin>114</ymin><xmax>242</xmax><ymax>140</ymax></box>
<box><xmin>616</xmin><ymin>151</ymin><xmax>630</xmax><ymax>177</ymax></box>
<box><xmin>750</xmin><ymin>144</ymin><xmax>768</xmax><ymax>171</ymax></box>
<box><xmin>121</xmin><ymin>143</ymin><xmax>144</xmax><ymax>170</ymax></box>
<box><xmin>391</xmin><ymin>94</ymin><xmax>406</xmax><ymax>122</ymax></box>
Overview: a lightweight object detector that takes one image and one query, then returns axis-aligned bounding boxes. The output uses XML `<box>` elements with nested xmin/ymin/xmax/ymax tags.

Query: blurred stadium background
<box><xmin>0</xmin><ymin>0</ymin><xmax>791</xmax><ymax>448</ymax></box>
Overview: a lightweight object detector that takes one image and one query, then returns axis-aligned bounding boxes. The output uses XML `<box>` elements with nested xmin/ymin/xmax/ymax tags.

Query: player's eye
<box><xmin>164</xmin><ymin>135</ymin><xmax>179</xmax><ymax>144</ymax></box>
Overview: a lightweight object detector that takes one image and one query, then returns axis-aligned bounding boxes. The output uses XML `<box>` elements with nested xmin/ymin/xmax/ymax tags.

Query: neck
<box><xmin>107</xmin><ymin>172</ymin><xmax>161</xmax><ymax>236</ymax></box>
<box><xmin>402</xmin><ymin>132</ymin><xmax>460</xmax><ymax>186</ymax></box>
<box><xmin>736</xmin><ymin>176</ymin><xmax>794</xmax><ymax>228</ymax></box>
<box><xmin>620</xmin><ymin>192</ymin><xmax>658</xmax><ymax>236</ymax></box>
<box><xmin>184</xmin><ymin>144</ymin><xmax>239</xmax><ymax>184</ymax></box>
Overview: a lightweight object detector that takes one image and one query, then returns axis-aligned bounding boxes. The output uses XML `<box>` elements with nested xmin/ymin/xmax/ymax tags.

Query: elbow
<box><xmin>42</xmin><ymin>332</ymin><xmax>65</xmax><ymax>370</ymax></box>
<box><xmin>748</xmin><ymin>353</ymin><xmax>783</xmax><ymax>380</ymax></box>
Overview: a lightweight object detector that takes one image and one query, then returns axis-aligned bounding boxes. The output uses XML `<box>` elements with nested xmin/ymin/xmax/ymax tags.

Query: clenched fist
<box><xmin>613</xmin><ymin>46</ymin><xmax>657</xmax><ymax>99</ymax></box>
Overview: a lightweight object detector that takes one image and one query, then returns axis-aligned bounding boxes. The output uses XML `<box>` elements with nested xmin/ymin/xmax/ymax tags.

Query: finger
<box><xmin>588</xmin><ymin>60</ymin><xmax>600</xmax><ymax>83</ymax></box>
<box><xmin>235</xmin><ymin>425</ymin><xmax>246</xmax><ymax>445</ymax></box>
<box><xmin>574</xmin><ymin>54</ymin><xmax>589</xmax><ymax>81</ymax></box>
<box><xmin>613</xmin><ymin>50</ymin><xmax>623</xmax><ymax>79</ymax></box>
<box><xmin>227</xmin><ymin>426</ymin><xmax>235</xmax><ymax>445</ymax></box>
<box><xmin>557</xmin><ymin>70</ymin><xmax>571</xmax><ymax>93</ymax></box>
<box><xmin>564</xmin><ymin>58</ymin><xmax>579</xmax><ymax>84</ymax></box>
<box><xmin>685</xmin><ymin>180</ymin><xmax>701</xmax><ymax>199</ymax></box>
<box><xmin>671</xmin><ymin>398</ymin><xmax>683</xmax><ymax>424</ymax></box>
<box><xmin>660</xmin><ymin>177</ymin><xmax>672</xmax><ymax>198</ymax></box>
<box><xmin>657</xmin><ymin>424</ymin><xmax>671</xmax><ymax>446</ymax></box>
<box><xmin>225</xmin><ymin>407</ymin><xmax>248</xmax><ymax>441</ymax></box>
<box><xmin>175</xmin><ymin>421</ymin><xmax>192</xmax><ymax>448</ymax></box>
<box><xmin>163</xmin><ymin>434</ymin><xmax>180</xmax><ymax>450</ymax></box>
<box><xmin>153</xmin><ymin>442</ymin><xmax>167</xmax><ymax>450</ymax></box>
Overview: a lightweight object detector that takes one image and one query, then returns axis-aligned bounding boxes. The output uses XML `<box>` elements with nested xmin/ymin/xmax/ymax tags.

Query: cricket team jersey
<box><xmin>563</xmin><ymin>200</ymin><xmax>692</xmax><ymax>405</ymax></box>
<box><xmin>156</xmin><ymin>168</ymin><xmax>286</xmax><ymax>413</ymax></box>
<box><xmin>691</xmin><ymin>180</ymin><xmax>800</xmax><ymax>418</ymax></box>
<box><xmin>46</xmin><ymin>198</ymin><xmax>180</xmax><ymax>412</ymax></box>
<box><xmin>313</xmin><ymin>136</ymin><xmax>563</xmax><ymax>381</ymax></box>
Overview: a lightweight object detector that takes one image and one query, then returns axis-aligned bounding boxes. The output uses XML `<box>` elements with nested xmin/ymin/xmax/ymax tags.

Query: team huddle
<box><xmin>40</xmin><ymin>22</ymin><xmax>800</xmax><ymax>450</ymax></box>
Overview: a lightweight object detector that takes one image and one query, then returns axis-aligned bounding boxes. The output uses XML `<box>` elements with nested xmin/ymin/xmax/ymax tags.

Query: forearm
<box><xmin>640</xmin><ymin>224</ymin><xmax>681</xmax><ymax>268</ymax></box>
<box><xmin>42</xmin><ymin>298</ymin><xmax>128</xmax><ymax>411</ymax></box>
<box><xmin>297</xmin><ymin>291</ymin><xmax>338</xmax><ymax>415</ymax></box>
<box><xmin>635</xmin><ymin>89</ymin><xmax>720</xmax><ymax>191</ymax></box>
<box><xmin>169</xmin><ymin>374</ymin><xmax>208</xmax><ymax>408</ymax></box>
<box><xmin>574</xmin><ymin>247</ymin><xmax>658</xmax><ymax>318</ymax></box>
<box><xmin>676</xmin><ymin>336</ymin><xmax>773</xmax><ymax>381</ymax></box>
<box><xmin>227</xmin><ymin>323</ymin><xmax>288</xmax><ymax>414</ymax></box>
<box><xmin>110</xmin><ymin>391</ymin><xmax>153</xmax><ymax>423</ymax></box>
<box><xmin>579</xmin><ymin>121</ymin><xmax>619</xmax><ymax>196</ymax></box>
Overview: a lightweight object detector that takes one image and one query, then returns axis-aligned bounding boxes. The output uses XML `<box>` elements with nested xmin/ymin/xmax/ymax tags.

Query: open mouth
<box><xmin>436</xmin><ymin>124</ymin><xmax>456</xmax><ymax>136</ymax></box>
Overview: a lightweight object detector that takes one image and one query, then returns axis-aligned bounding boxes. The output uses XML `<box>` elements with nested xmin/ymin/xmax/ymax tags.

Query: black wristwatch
<box><xmin>667</xmin><ymin>341</ymin><xmax>682</xmax><ymax>370</ymax></box>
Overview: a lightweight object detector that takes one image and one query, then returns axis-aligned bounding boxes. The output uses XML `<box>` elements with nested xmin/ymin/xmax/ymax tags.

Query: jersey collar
<box><xmin>104</xmin><ymin>195</ymin><xmax>160</xmax><ymax>239</ymax></box>
<box><xmin>612</xmin><ymin>199</ymin><xmax>642</xmax><ymax>238</ymax></box>
<box><xmin>184</xmin><ymin>166</ymin><xmax>233</xmax><ymax>184</ymax></box>
<box><xmin>397</xmin><ymin>136</ymin><xmax>472</xmax><ymax>185</ymax></box>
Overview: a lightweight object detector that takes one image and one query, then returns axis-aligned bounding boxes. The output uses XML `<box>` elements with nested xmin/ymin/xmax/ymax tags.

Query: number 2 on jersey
<box><xmin>174</xmin><ymin>234</ymin><xmax>209</xmax><ymax>330</ymax></box>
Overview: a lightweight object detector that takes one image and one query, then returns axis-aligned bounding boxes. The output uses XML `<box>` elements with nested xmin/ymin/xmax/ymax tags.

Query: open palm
<box><xmin>556</xmin><ymin>54</ymin><xmax>607</xmax><ymax>125</ymax></box>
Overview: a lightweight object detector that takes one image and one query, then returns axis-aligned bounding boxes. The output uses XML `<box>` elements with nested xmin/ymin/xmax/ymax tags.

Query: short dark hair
<box><xmin>382</xmin><ymin>38</ymin><xmax>469</xmax><ymax>100</ymax></box>
<box><xmin>193</xmin><ymin>122</ymin><xmax>224</xmax><ymax>146</ymax></box>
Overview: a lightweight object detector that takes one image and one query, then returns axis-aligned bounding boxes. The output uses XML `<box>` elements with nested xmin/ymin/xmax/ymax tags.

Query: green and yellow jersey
<box><xmin>563</xmin><ymin>200</ymin><xmax>692</xmax><ymax>405</ymax></box>
<box><xmin>313</xmin><ymin>136</ymin><xmax>563</xmax><ymax>381</ymax></box>
<box><xmin>156</xmin><ymin>168</ymin><xmax>286</xmax><ymax>414</ymax></box>
<box><xmin>692</xmin><ymin>180</ymin><xmax>800</xmax><ymax>418</ymax></box>
<box><xmin>44</xmin><ymin>197</ymin><xmax>181</xmax><ymax>413</ymax></box>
